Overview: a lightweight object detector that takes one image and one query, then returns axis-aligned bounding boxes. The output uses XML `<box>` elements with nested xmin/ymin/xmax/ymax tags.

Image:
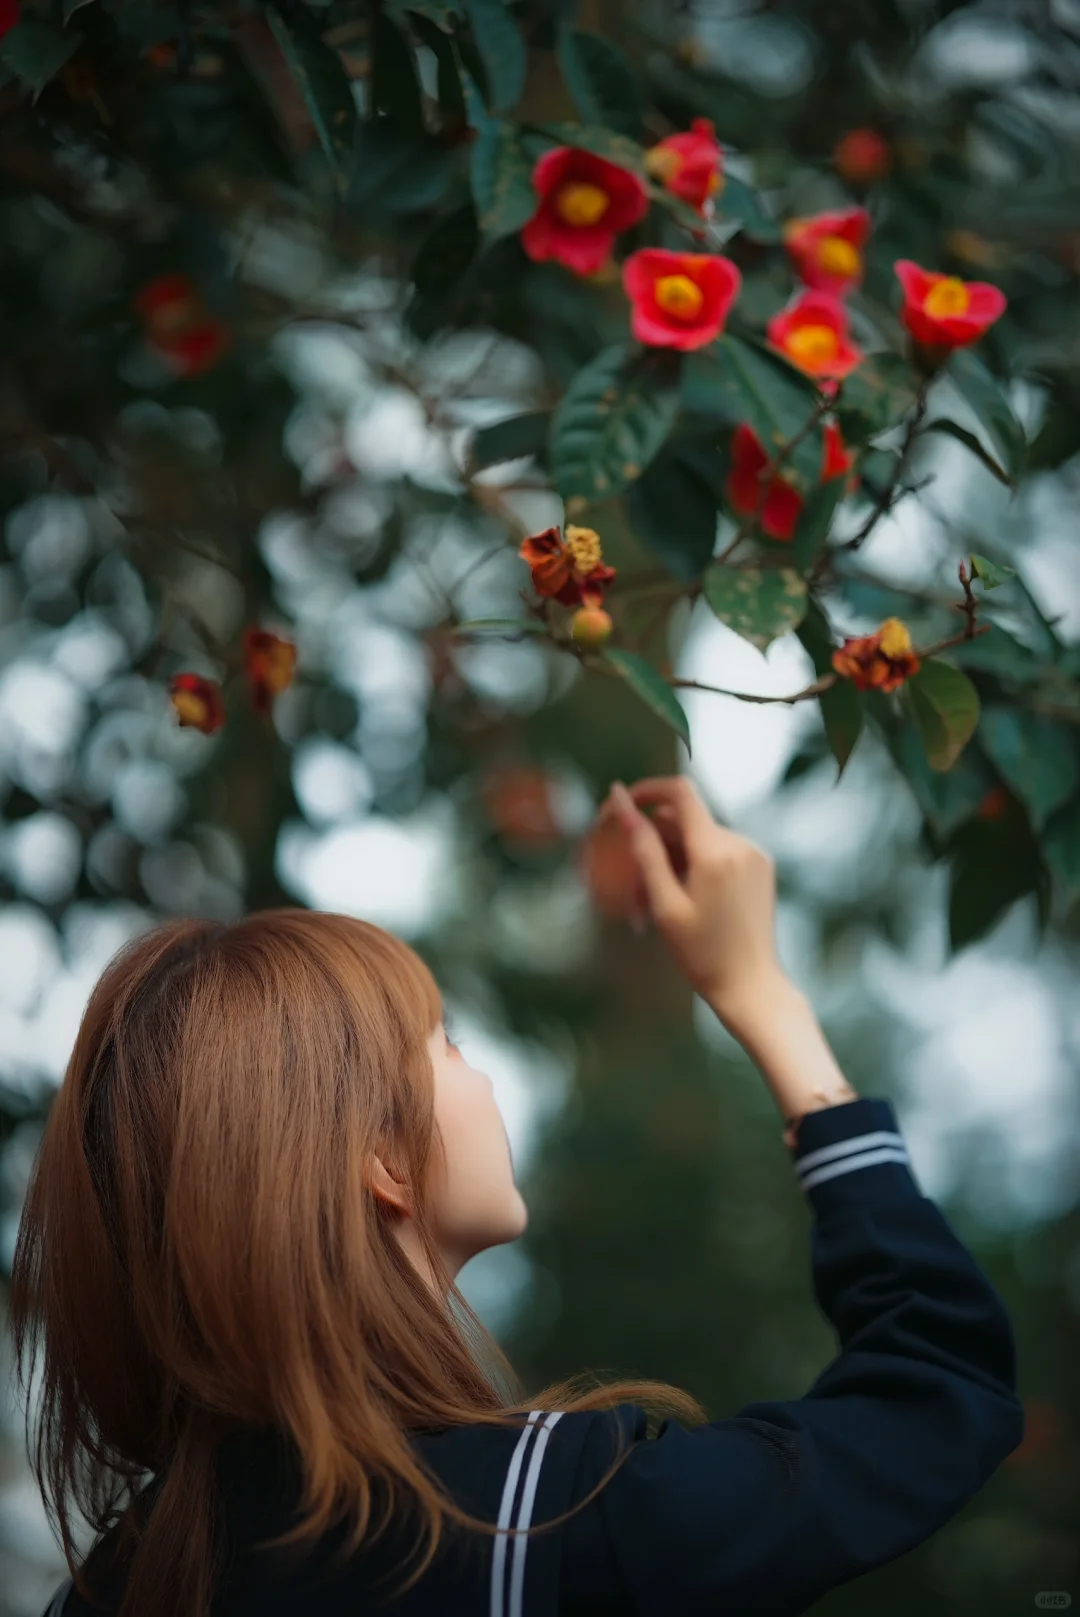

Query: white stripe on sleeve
<box><xmin>795</xmin><ymin>1130</ymin><xmax>906</xmax><ymax>1178</ymax></box>
<box><xmin>799</xmin><ymin>1145</ymin><xmax>910</xmax><ymax>1191</ymax></box>
<box><xmin>507</xmin><ymin>1411</ymin><xmax>565</xmax><ymax>1617</ymax></box>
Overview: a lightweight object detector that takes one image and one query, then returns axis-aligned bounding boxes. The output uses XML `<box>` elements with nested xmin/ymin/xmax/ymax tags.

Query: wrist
<box><xmin>705</xmin><ymin>965</ymin><xmax>802</xmax><ymax>1042</ymax></box>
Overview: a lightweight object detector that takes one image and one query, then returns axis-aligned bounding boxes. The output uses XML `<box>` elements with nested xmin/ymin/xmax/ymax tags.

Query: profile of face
<box><xmin>369</xmin><ymin>1018</ymin><xmax>529</xmax><ymax>1294</ymax></box>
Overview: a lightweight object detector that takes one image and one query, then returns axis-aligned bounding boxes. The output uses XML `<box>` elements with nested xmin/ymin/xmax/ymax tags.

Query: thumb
<box><xmin>610</xmin><ymin>783</ymin><xmax>688</xmax><ymax>924</ymax></box>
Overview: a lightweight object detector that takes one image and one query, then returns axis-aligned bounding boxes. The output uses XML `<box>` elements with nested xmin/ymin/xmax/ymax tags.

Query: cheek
<box><xmin>435</xmin><ymin>1075</ymin><xmax>513</xmax><ymax>1204</ymax></box>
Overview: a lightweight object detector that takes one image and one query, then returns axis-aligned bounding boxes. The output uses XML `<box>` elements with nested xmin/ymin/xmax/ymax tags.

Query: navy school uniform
<box><xmin>43</xmin><ymin>1097</ymin><xmax>1024</xmax><ymax>1617</ymax></box>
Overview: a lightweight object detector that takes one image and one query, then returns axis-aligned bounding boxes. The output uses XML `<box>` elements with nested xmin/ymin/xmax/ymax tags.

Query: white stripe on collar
<box><xmin>490</xmin><ymin>1409</ymin><xmax>565</xmax><ymax>1617</ymax></box>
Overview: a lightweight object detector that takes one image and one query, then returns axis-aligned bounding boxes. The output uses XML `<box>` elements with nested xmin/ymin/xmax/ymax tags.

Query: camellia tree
<box><xmin>3</xmin><ymin>0</ymin><xmax>1078</xmax><ymax>955</ymax></box>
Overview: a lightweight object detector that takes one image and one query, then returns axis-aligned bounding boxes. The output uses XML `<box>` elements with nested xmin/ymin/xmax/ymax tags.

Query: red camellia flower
<box><xmin>169</xmin><ymin>673</ymin><xmax>225</xmax><ymax>734</ymax></box>
<box><xmin>0</xmin><ymin>0</ymin><xmax>19</xmax><ymax>42</ymax></box>
<box><xmin>242</xmin><ymin>628</ymin><xmax>297</xmax><ymax>714</ymax></box>
<box><xmin>644</xmin><ymin>117</ymin><xmax>723</xmax><ymax>213</ymax></box>
<box><xmin>133</xmin><ymin>273</ymin><xmax>232</xmax><ymax>377</ymax></box>
<box><xmin>831</xmin><ymin>617</ymin><xmax>920</xmax><ymax>692</ymax></box>
<box><xmin>833</xmin><ymin>128</ymin><xmax>891</xmax><ymax>185</ymax></box>
<box><xmin>784</xmin><ymin>208</ymin><xmax>871</xmax><ymax>297</ymax></box>
<box><xmin>894</xmin><ymin>260</ymin><xmax>1007</xmax><ymax>351</ymax></box>
<box><xmin>725</xmin><ymin>421</ymin><xmax>856</xmax><ymax>541</ymax></box>
<box><xmin>521</xmin><ymin>146</ymin><xmax>649</xmax><ymax>277</ymax></box>
<box><xmin>767</xmin><ymin>291</ymin><xmax>864</xmax><ymax>384</ymax></box>
<box><xmin>622</xmin><ymin>248</ymin><xmax>741</xmax><ymax>351</ymax></box>
<box><xmin>519</xmin><ymin>524</ymin><xmax>616</xmax><ymax>608</ymax></box>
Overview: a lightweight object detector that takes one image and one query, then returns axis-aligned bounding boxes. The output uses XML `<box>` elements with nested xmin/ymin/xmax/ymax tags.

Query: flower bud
<box><xmin>570</xmin><ymin>607</ymin><xmax>613</xmax><ymax>649</ymax></box>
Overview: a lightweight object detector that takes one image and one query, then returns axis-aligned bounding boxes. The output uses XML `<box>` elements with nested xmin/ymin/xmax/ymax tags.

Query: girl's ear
<box><xmin>367</xmin><ymin>1154</ymin><xmax>413</xmax><ymax>1217</ymax></box>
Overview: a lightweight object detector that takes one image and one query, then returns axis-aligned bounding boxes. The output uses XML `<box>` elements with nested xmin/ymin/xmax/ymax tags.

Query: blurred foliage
<box><xmin>1</xmin><ymin>1</ymin><xmax>1079</xmax><ymax>1613</ymax></box>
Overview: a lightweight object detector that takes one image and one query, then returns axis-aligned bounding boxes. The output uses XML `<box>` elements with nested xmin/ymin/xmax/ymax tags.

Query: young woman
<box><xmin>12</xmin><ymin>775</ymin><xmax>1023</xmax><ymax>1617</ymax></box>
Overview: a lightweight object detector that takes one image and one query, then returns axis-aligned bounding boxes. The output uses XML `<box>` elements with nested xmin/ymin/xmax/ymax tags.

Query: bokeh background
<box><xmin>2</xmin><ymin>0</ymin><xmax>1079</xmax><ymax>1613</ymax></box>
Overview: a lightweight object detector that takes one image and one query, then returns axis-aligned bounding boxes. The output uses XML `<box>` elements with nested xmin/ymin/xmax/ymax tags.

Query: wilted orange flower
<box><xmin>169</xmin><ymin>673</ymin><xmax>225</xmax><ymax>734</ymax></box>
<box><xmin>831</xmin><ymin>618</ymin><xmax>920</xmax><ymax>692</ymax></box>
<box><xmin>243</xmin><ymin>628</ymin><xmax>297</xmax><ymax>714</ymax></box>
<box><xmin>833</xmin><ymin>128</ymin><xmax>891</xmax><ymax>184</ymax></box>
<box><xmin>133</xmin><ymin>273</ymin><xmax>231</xmax><ymax>377</ymax></box>
<box><xmin>784</xmin><ymin>208</ymin><xmax>871</xmax><ymax>298</ymax></box>
<box><xmin>519</xmin><ymin>524</ymin><xmax>616</xmax><ymax>608</ymax></box>
<box><xmin>481</xmin><ymin>766</ymin><xmax>561</xmax><ymax>846</ymax></box>
<box><xmin>644</xmin><ymin>118</ymin><xmax>723</xmax><ymax>214</ymax></box>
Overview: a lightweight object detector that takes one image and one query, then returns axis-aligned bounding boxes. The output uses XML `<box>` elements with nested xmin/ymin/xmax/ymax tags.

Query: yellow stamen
<box><xmin>785</xmin><ymin>324</ymin><xmax>839</xmax><ymax>367</ymax></box>
<box><xmin>707</xmin><ymin>169</ymin><xmax>723</xmax><ymax>197</ymax></box>
<box><xmin>654</xmin><ymin>273</ymin><xmax>704</xmax><ymax>320</ymax></box>
<box><xmin>172</xmin><ymin>690</ymin><xmax>209</xmax><ymax>727</ymax></box>
<box><xmin>816</xmin><ymin>236</ymin><xmax>861</xmax><ymax>278</ymax></box>
<box><xmin>644</xmin><ymin>146</ymin><xmax>681</xmax><ymax>184</ymax></box>
<box><xmin>556</xmin><ymin>182</ymin><xmax>610</xmax><ymax>227</ymax></box>
<box><xmin>923</xmin><ymin>277</ymin><xmax>970</xmax><ymax>318</ymax></box>
<box><xmin>565</xmin><ymin>524</ymin><xmax>603</xmax><ymax>575</ymax></box>
<box><xmin>878</xmin><ymin>617</ymin><xmax>913</xmax><ymax>658</ymax></box>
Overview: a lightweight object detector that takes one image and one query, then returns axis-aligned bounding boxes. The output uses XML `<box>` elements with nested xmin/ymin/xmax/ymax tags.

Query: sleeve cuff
<box><xmin>788</xmin><ymin>1096</ymin><xmax>922</xmax><ymax>1213</ymax></box>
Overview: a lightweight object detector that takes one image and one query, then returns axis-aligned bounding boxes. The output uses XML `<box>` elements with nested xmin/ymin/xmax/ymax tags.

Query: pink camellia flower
<box><xmin>644</xmin><ymin>118</ymin><xmax>723</xmax><ymax>214</ymax></box>
<box><xmin>894</xmin><ymin>260</ymin><xmax>1007</xmax><ymax>350</ymax></box>
<box><xmin>622</xmin><ymin>248</ymin><xmax>742</xmax><ymax>352</ymax></box>
<box><xmin>0</xmin><ymin>0</ymin><xmax>18</xmax><ymax>42</ymax></box>
<box><xmin>521</xmin><ymin>146</ymin><xmax>649</xmax><ymax>277</ymax></box>
<box><xmin>784</xmin><ymin>208</ymin><xmax>871</xmax><ymax>297</ymax></box>
<box><xmin>833</xmin><ymin>128</ymin><xmax>891</xmax><ymax>185</ymax></box>
<box><xmin>767</xmin><ymin>291</ymin><xmax>864</xmax><ymax>384</ymax></box>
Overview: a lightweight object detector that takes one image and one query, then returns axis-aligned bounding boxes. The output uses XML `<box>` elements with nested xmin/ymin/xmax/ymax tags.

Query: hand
<box><xmin>599</xmin><ymin>776</ymin><xmax>787</xmax><ymax>1027</ymax></box>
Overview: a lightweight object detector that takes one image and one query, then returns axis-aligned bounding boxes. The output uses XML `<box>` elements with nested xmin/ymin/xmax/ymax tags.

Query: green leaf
<box><xmin>453</xmin><ymin>617</ymin><xmax>548</xmax><ymax>635</ymax></box>
<box><xmin>682</xmin><ymin>336</ymin><xmax>824</xmax><ymax>492</ymax></box>
<box><xmin>947</xmin><ymin>808</ymin><xmax>1047</xmax><ymax>949</ymax></box>
<box><xmin>469</xmin><ymin>411</ymin><xmax>551</xmax><ymax>470</ymax></box>
<box><xmin>970</xmin><ymin>554</ymin><xmax>1016</xmax><ymax>590</ymax></box>
<box><xmin>789</xmin><ymin>478</ymin><xmax>842</xmax><ymax>572</ymax></box>
<box><xmin>63</xmin><ymin>0</ymin><xmax>96</xmax><ymax>20</ymax></box>
<box><xmin>834</xmin><ymin>353</ymin><xmax>920</xmax><ymax>445</ymax></box>
<box><xmin>348</xmin><ymin>122</ymin><xmax>453</xmax><ymax>216</ymax></box>
<box><xmin>947</xmin><ymin>349</ymin><xmax>1027</xmax><ymax>482</ymax></box>
<box><xmin>556</xmin><ymin>28</ymin><xmax>643</xmax><ymax>140</ymax></box>
<box><xmin>470</xmin><ymin>120</ymin><xmax>536</xmax><ymax>239</ymax></box>
<box><xmin>715</xmin><ymin>175</ymin><xmax>782</xmax><ymax>242</ymax></box>
<box><xmin>701</xmin><ymin>565</ymin><xmax>808</xmax><ymax>652</ymax></box>
<box><xmin>945</xmin><ymin>624</ymin><xmax>1043</xmax><ymax>685</ymax></box>
<box><xmin>463</xmin><ymin>0</ymin><xmax>526</xmax><ymax>114</ymax></box>
<box><xmin>550</xmin><ymin>345</ymin><xmax>681</xmax><ymax>506</ymax></box>
<box><xmin>923</xmin><ymin>418</ymin><xmax>1011</xmax><ymax>485</ymax></box>
<box><xmin>796</xmin><ymin>602</ymin><xmax>863</xmax><ymax>775</ymax></box>
<box><xmin>603</xmin><ymin>648</ymin><xmax>691</xmax><ymax>753</ymax></box>
<box><xmin>391</xmin><ymin>0</ymin><xmax>462</xmax><ymax>26</ymax></box>
<box><xmin>267</xmin><ymin>11</ymin><xmax>358</xmax><ymax>184</ymax></box>
<box><xmin>979</xmin><ymin>708</ymin><xmax>1080</xmax><ymax>828</ymax></box>
<box><xmin>371</xmin><ymin>9</ymin><xmax>425</xmax><ymax>133</ymax></box>
<box><xmin>887</xmin><ymin>722</ymin><xmax>994</xmax><ymax>839</ymax></box>
<box><xmin>624</xmin><ymin>444</ymin><xmax>721</xmax><ymax>582</ymax></box>
<box><xmin>532</xmin><ymin>121</ymin><xmax>646</xmax><ymax>174</ymax></box>
<box><xmin>408</xmin><ymin>12</ymin><xmax>467</xmax><ymax>128</ymax></box>
<box><xmin>907</xmin><ymin>659</ymin><xmax>981</xmax><ymax>773</ymax></box>
<box><xmin>1043</xmin><ymin>799</ymin><xmax>1080</xmax><ymax>902</ymax></box>
<box><xmin>0</xmin><ymin>20</ymin><xmax>80</xmax><ymax>97</ymax></box>
<box><xmin>412</xmin><ymin>203</ymin><xmax>479</xmax><ymax>293</ymax></box>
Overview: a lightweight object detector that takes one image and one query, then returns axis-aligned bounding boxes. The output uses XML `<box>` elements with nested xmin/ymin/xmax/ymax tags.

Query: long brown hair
<box><xmin>9</xmin><ymin>909</ymin><xmax>707</xmax><ymax>1617</ymax></box>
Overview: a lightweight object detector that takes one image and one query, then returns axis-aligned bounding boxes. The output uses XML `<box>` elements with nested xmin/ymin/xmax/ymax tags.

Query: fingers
<box><xmin>609</xmin><ymin>783</ymin><xmax>689</xmax><ymax>925</ymax></box>
<box><xmin>619</xmin><ymin>776</ymin><xmax>726</xmax><ymax>856</ymax></box>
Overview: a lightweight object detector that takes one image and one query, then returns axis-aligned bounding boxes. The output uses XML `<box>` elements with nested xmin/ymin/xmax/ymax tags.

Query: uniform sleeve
<box><xmin>558</xmin><ymin>1096</ymin><xmax>1025</xmax><ymax>1617</ymax></box>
